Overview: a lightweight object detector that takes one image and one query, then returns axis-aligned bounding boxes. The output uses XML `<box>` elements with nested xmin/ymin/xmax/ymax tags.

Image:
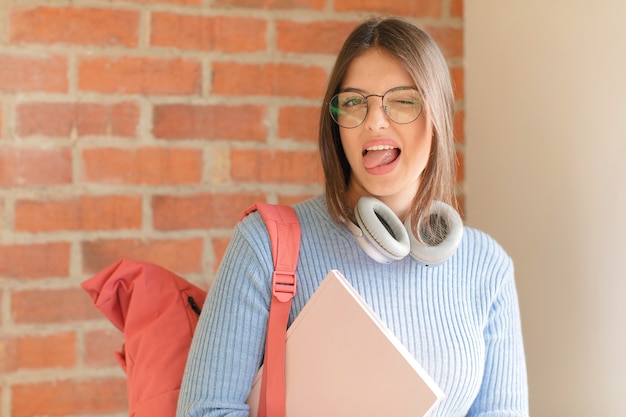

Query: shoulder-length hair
<box><xmin>319</xmin><ymin>17</ymin><xmax>457</xmax><ymax>240</ymax></box>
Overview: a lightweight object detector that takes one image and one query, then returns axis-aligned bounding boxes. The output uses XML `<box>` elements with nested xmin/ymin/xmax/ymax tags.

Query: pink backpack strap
<box><xmin>242</xmin><ymin>202</ymin><xmax>301</xmax><ymax>417</ymax></box>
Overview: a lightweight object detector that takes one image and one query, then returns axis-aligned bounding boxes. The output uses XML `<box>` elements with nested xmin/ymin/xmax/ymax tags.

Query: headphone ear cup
<box><xmin>405</xmin><ymin>201</ymin><xmax>463</xmax><ymax>266</ymax></box>
<box><xmin>352</xmin><ymin>196</ymin><xmax>411</xmax><ymax>264</ymax></box>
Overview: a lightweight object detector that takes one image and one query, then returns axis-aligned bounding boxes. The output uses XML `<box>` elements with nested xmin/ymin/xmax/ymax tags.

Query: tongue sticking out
<box><xmin>363</xmin><ymin>148</ymin><xmax>400</xmax><ymax>169</ymax></box>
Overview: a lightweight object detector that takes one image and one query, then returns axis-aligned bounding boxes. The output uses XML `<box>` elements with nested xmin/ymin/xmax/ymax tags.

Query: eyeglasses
<box><xmin>329</xmin><ymin>87</ymin><xmax>423</xmax><ymax>129</ymax></box>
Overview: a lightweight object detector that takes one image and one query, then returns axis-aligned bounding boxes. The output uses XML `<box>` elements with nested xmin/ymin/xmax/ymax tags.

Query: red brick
<box><xmin>278</xmin><ymin>106</ymin><xmax>319</xmax><ymax>143</ymax></box>
<box><xmin>78</xmin><ymin>56</ymin><xmax>200</xmax><ymax>95</ymax></box>
<box><xmin>12</xmin><ymin>288</ymin><xmax>101</xmax><ymax>324</ymax></box>
<box><xmin>334</xmin><ymin>0</ymin><xmax>442</xmax><ymax>17</ymax></box>
<box><xmin>151</xmin><ymin>13</ymin><xmax>266</xmax><ymax>52</ymax></box>
<box><xmin>17</xmin><ymin>102</ymin><xmax>139</xmax><ymax>138</ymax></box>
<box><xmin>231</xmin><ymin>149</ymin><xmax>323</xmax><ymax>184</ymax></box>
<box><xmin>213</xmin><ymin>0</ymin><xmax>324</xmax><ymax>9</ymax></box>
<box><xmin>124</xmin><ymin>0</ymin><xmax>200</xmax><ymax>4</ymax></box>
<box><xmin>426</xmin><ymin>26</ymin><xmax>464</xmax><ymax>59</ymax></box>
<box><xmin>9</xmin><ymin>7</ymin><xmax>139</xmax><ymax>47</ymax></box>
<box><xmin>85</xmin><ymin>329</ymin><xmax>124</xmax><ymax>368</ymax></box>
<box><xmin>454</xmin><ymin>109</ymin><xmax>464</xmax><ymax>144</ymax></box>
<box><xmin>212</xmin><ymin>62</ymin><xmax>326</xmax><ymax>99</ymax></box>
<box><xmin>110</xmin><ymin>102</ymin><xmax>141</xmax><ymax>137</ymax></box>
<box><xmin>11</xmin><ymin>378</ymin><xmax>127</xmax><ymax>417</ymax></box>
<box><xmin>0</xmin><ymin>332</ymin><xmax>76</xmax><ymax>371</ymax></box>
<box><xmin>0</xmin><ymin>242</ymin><xmax>70</xmax><ymax>279</ymax></box>
<box><xmin>0</xmin><ymin>53</ymin><xmax>67</xmax><ymax>93</ymax></box>
<box><xmin>211</xmin><ymin>237</ymin><xmax>231</xmax><ymax>273</ymax></box>
<box><xmin>15</xmin><ymin>195</ymin><xmax>142</xmax><ymax>232</ymax></box>
<box><xmin>276</xmin><ymin>20</ymin><xmax>356</xmax><ymax>54</ymax></box>
<box><xmin>153</xmin><ymin>104</ymin><xmax>267</xmax><ymax>141</ymax></box>
<box><xmin>450</xmin><ymin>0</ymin><xmax>463</xmax><ymax>18</ymax></box>
<box><xmin>152</xmin><ymin>192</ymin><xmax>266</xmax><ymax>230</ymax></box>
<box><xmin>82</xmin><ymin>238</ymin><xmax>204</xmax><ymax>274</ymax></box>
<box><xmin>450</xmin><ymin>66</ymin><xmax>464</xmax><ymax>100</ymax></box>
<box><xmin>82</xmin><ymin>147</ymin><xmax>202</xmax><ymax>185</ymax></box>
<box><xmin>0</xmin><ymin>147</ymin><xmax>72</xmax><ymax>187</ymax></box>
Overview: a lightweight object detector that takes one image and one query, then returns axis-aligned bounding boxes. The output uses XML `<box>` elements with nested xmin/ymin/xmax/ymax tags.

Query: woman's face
<box><xmin>339</xmin><ymin>49</ymin><xmax>433</xmax><ymax>219</ymax></box>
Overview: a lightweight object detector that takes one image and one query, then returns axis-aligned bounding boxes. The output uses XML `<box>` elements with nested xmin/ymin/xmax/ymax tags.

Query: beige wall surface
<box><xmin>466</xmin><ymin>1</ymin><xmax>626</xmax><ymax>416</ymax></box>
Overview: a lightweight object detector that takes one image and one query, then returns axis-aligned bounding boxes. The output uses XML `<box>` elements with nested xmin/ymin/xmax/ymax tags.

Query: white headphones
<box><xmin>345</xmin><ymin>196</ymin><xmax>464</xmax><ymax>265</ymax></box>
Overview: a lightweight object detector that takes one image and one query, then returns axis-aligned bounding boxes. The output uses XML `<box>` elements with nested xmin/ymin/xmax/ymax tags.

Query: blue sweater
<box><xmin>177</xmin><ymin>196</ymin><xmax>529</xmax><ymax>417</ymax></box>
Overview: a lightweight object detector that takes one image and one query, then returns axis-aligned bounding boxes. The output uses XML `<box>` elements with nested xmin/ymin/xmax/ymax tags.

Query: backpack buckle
<box><xmin>272</xmin><ymin>270</ymin><xmax>296</xmax><ymax>302</ymax></box>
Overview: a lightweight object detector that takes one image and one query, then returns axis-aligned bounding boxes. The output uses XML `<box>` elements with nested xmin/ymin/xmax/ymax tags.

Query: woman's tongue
<box><xmin>362</xmin><ymin>148</ymin><xmax>400</xmax><ymax>169</ymax></box>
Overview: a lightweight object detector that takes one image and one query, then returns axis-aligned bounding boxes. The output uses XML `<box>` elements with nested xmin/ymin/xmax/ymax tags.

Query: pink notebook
<box><xmin>246</xmin><ymin>269</ymin><xmax>444</xmax><ymax>417</ymax></box>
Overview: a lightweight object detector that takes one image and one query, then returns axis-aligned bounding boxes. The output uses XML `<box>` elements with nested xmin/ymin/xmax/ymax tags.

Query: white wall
<box><xmin>465</xmin><ymin>1</ymin><xmax>626</xmax><ymax>416</ymax></box>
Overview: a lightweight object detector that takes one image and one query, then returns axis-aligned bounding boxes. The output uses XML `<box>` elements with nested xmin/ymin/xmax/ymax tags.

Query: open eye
<box><xmin>341</xmin><ymin>95</ymin><xmax>367</xmax><ymax>108</ymax></box>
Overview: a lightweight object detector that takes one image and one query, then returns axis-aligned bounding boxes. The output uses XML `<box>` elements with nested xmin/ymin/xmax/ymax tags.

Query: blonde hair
<box><xmin>319</xmin><ymin>17</ymin><xmax>457</xmax><ymax>240</ymax></box>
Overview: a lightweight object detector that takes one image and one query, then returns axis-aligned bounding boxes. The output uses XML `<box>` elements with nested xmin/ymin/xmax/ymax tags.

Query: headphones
<box><xmin>345</xmin><ymin>196</ymin><xmax>464</xmax><ymax>265</ymax></box>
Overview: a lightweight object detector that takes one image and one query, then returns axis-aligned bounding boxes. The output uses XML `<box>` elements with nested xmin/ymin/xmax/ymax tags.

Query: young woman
<box><xmin>177</xmin><ymin>17</ymin><xmax>528</xmax><ymax>417</ymax></box>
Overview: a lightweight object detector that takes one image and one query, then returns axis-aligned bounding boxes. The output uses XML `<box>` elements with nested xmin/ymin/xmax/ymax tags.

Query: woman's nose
<box><xmin>364</xmin><ymin>100</ymin><xmax>389</xmax><ymax>131</ymax></box>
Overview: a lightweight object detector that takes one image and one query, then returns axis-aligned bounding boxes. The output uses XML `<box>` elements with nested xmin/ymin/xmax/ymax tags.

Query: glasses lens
<box><xmin>329</xmin><ymin>92</ymin><xmax>368</xmax><ymax>128</ymax></box>
<box><xmin>383</xmin><ymin>88</ymin><xmax>423</xmax><ymax>124</ymax></box>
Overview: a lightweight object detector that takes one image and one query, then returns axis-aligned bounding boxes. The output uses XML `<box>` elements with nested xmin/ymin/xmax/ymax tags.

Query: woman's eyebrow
<box><xmin>338</xmin><ymin>87</ymin><xmax>367</xmax><ymax>94</ymax></box>
<box><xmin>339</xmin><ymin>85</ymin><xmax>420</xmax><ymax>94</ymax></box>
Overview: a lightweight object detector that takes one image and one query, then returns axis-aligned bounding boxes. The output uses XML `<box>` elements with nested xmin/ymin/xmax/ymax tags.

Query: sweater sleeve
<box><xmin>177</xmin><ymin>215</ymin><xmax>274</xmax><ymax>417</ymax></box>
<box><xmin>467</xmin><ymin>262</ymin><xmax>529</xmax><ymax>417</ymax></box>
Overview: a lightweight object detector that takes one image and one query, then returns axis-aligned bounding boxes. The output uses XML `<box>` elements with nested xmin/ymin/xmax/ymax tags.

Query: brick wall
<box><xmin>0</xmin><ymin>1</ymin><xmax>463</xmax><ymax>416</ymax></box>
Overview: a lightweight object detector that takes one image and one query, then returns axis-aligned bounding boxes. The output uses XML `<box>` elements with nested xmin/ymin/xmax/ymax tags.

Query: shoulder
<box><xmin>457</xmin><ymin>225</ymin><xmax>514</xmax><ymax>282</ymax></box>
<box><xmin>290</xmin><ymin>195</ymin><xmax>343</xmax><ymax>238</ymax></box>
<box><xmin>292</xmin><ymin>195</ymin><xmax>333</xmax><ymax>224</ymax></box>
<box><xmin>461</xmin><ymin>226</ymin><xmax>511</xmax><ymax>260</ymax></box>
<box><xmin>238</xmin><ymin>195</ymin><xmax>330</xmax><ymax>234</ymax></box>
<box><xmin>235</xmin><ymin>195</ymin><xmax>333</xmax><ymax>256</ymax></box>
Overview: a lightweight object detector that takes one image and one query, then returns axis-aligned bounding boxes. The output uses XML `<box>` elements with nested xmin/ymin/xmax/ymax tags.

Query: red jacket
<box><xmin>82</xmin><ymin>259</ymin><xmax>206</xmax><ymax>417</ymax></box>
